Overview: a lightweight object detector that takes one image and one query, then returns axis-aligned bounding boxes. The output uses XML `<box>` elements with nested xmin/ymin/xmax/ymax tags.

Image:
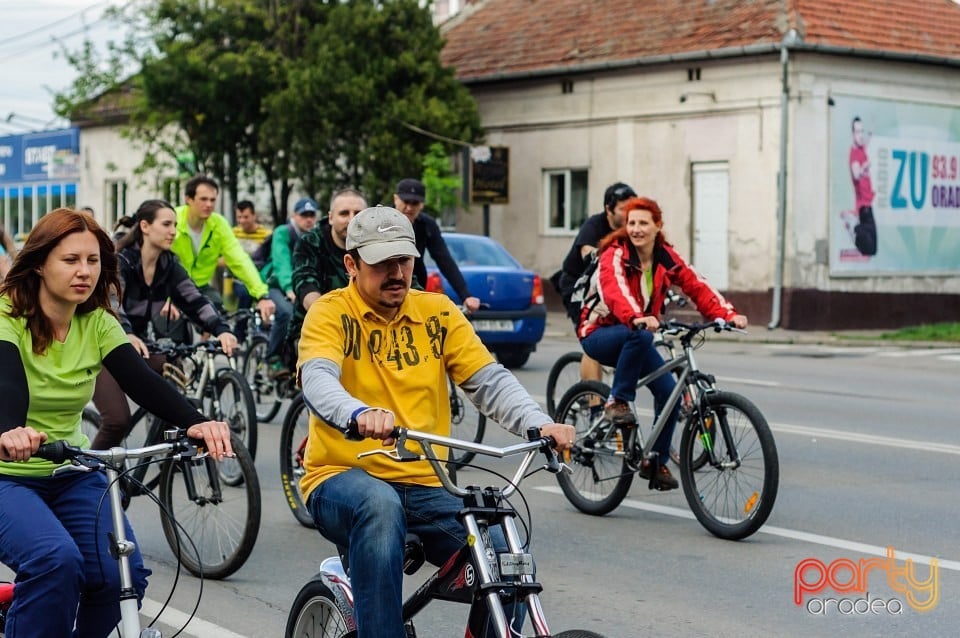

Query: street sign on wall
<box><xmin>471</xmin><ymin>146</ymin><xmax>509</xmax><ymax>204</ymax></box>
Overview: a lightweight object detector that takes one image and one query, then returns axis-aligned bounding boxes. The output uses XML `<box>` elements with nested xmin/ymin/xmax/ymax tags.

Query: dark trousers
<box><xmin>854</xmin><ymin>206</ymin><xmax>878</xmax><ymax>256</ymax></box>
<box><xmin>0</xmin><ymin>471</ymin><xmax>150</xmax><ymax>637</ymax></box>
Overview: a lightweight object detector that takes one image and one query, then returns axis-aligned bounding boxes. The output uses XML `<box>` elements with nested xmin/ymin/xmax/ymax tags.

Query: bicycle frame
<box><xmin>577</xmin><ymin>322</ymin><xmax>741</xmax><ymax>472</ymax></box>
<box><xmin>314</xmin><ymin>429</ymin><xmax>563</xmax><ymax>638</ymax></box>
<box><xmin>6</xmin><ymin>435</ymin><xmax>201</xmax><ymax>637</ymax></box>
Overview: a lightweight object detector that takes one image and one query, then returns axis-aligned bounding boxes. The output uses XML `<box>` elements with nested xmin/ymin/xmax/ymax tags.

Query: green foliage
<box><xmin>55</xmin><ymin>0</ymin><xmax>484</xmax><ymax>224</ymax></box>
<box><xmin>421</xmin><ymin>142</ymin><xmax>462</xmax><ymax>219</ymax></box>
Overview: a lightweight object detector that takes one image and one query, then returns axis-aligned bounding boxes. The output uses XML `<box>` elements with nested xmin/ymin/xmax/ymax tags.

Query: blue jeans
<box><xmin>580</xmin><ymin>324</ymin><xmax>680</xmax><ymax>463</ymax></box>
<box><xmin>0</xmin><ymin>470</ymin><xmax>150</xmax><ymax>638</ymax></box>
<box><xmin>266</xmin><ymin>288</ymin><xmax>293</xmax><ymax>359</ymax></box>
<box><xmin>307</xmin><ymin>468</ymin><xmax>524</xmax><ymax>638</ymax></box>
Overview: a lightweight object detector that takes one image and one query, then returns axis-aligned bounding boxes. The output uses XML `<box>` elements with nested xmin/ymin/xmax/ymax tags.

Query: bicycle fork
<box><xmin>104</xmin><ymin>465</ymin><xmax>161</xmax><ymax>638</ymax></box>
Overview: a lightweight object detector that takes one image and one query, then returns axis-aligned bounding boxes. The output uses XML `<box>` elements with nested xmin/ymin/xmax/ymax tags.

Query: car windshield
<box><xmin>425</xmin><ymin>236</ymin><xmax>518</xmax><ymax>268</ymax></box>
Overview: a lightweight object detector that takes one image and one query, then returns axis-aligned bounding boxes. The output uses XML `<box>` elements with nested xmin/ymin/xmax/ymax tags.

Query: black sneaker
<box><xmin>639</xmin><ymin>460</ymin><xmax>679</xmax><ymax>491</ymax></box>
<box><xmin>603</xmin><ymin>400</ymin><xmax>637</xmax><ymax>426</ymax></box>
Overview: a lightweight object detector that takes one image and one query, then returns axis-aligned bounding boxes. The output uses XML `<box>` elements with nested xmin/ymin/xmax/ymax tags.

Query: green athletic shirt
<box><xmin>0</xmin><ymin>296</ymin><xmax>129</xmax><ymax>477</ymax></box>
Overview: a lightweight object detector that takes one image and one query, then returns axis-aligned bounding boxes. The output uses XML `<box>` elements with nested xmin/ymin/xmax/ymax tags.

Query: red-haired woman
<box><xmin>577</xmin><ymin>196</ymin><xmax>747</xmax><ymax>490</ymax></box>
<box><xmin>0</xmin><ymin>209</ymin><xmax>234</xmax><ymax>637</ymax></box>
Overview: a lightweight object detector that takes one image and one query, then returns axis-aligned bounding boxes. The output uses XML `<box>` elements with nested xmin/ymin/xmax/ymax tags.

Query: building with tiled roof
<box><xmin>441</xmin><ymin>0</ymin><xmax>960</xmax><ymax>329</ymax></box>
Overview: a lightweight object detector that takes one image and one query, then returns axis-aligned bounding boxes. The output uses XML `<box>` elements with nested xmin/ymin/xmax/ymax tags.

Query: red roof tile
<box><xmin>441</xmin><ymin>0</ymin><xmax>960</xmax><ymax>81</ymax></box>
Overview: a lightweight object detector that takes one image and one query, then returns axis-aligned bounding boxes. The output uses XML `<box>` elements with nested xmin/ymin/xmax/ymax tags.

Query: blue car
<box><xmin>423</xmin><ymin>232</ymin><xmax>546</xmax><ymax>368</ymax></box>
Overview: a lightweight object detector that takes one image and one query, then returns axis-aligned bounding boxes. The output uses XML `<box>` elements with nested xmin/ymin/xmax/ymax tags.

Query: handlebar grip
<box><xmin>344</xmin><ymin>420</ymin><xmax>400</xmax><ymax>442</ymax></box>
<box><xmin>34</xmin><ymin>440</ymin><xmax>72</xmax><ymax>463</ymax></box>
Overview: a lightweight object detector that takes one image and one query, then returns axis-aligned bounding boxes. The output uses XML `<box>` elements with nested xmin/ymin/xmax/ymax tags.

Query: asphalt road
<box><xmin>4</xmin><ymin>327</ymin><xmax>959</xmax><ymax>637</ymax></box>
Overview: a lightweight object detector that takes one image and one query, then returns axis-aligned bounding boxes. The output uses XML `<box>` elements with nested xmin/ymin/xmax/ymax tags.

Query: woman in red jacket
<box><xmin>577</xmin><ymin>196</ymin><xmax>747</xmax><ymax>490</ymax></box>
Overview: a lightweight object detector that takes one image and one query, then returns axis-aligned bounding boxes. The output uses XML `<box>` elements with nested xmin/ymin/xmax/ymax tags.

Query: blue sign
<box><xmin>0</xmin><ymin>127</ymin><xmax>79</xmax><ymax>184</ymax></box>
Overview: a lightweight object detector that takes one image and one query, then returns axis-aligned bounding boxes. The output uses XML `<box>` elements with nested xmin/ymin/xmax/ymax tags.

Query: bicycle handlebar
<box><xmin>34</xmin><ymin>430</ymin><xmax>202</xmax><ymax>472</ymax></box>
<box><xmin>344</xmin><ymin>423</ymin><xmax>565</xmax><ymax>498</ymax></box>
<box><xmin>146</xmin><ymin>338</ymin><xmax>229</xmax><ymax>357</ymax></box>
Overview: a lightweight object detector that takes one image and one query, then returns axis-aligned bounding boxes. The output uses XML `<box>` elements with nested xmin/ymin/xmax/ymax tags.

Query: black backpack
<box><xmin>566</xmin><ymin>252</ymin><xmax>601</xmax><ymax>321</ymax></box>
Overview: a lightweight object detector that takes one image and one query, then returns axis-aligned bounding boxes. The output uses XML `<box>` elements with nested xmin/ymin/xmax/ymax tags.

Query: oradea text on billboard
<box><xmin>828</xmin><ymin>96</ymin><xmax>960</xmax><ymax>275</ymax></box>
<box><xmin>0</xmin><ymin>127</ymin><xmax>80</xmax><ymax>184</ymax></box>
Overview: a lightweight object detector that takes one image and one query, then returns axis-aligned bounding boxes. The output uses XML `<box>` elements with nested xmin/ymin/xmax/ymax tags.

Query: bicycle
<box><xmin>81</xmin><ymin>344</ymin><xmax>262</xmax><ymax>579</ymax></box>
<box><xmin>1</xmin><ymin>431</ymin><xmax>208</xmax><ymax>637</ymax></box>
<box><xmin>231</xmin><ymin>307</ymin><xmax>298</xmax><ymax>423</ymax></box>
<box><xmin>545</xmin><ymin>289</ymin><xmax>690</xmax><ymax>419</ymax></box>
<box><xmin>554</xmin><ymin>319</ymin><xmax>779</xmax><ymax>540</ymax></box>
<box><xmin>152</xmin><ymin>338</ymin><xmax>258</xmax><ymax>468</ymax></box>
<box><xmin>284</xmin><ymin>425</ymin><xmax>607</xmax><ymax>638</ymax></box>
<box><xmin>545</xmin><ymin>334</ymin><xmax>688</xmax><ymax>466</ymax></box>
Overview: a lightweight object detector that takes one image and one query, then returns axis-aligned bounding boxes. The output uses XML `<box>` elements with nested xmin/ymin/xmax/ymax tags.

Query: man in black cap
<box><xmin>393</xmin><ymin>178</ymin><xmax>480</xmax><ymax>313</ymax></box>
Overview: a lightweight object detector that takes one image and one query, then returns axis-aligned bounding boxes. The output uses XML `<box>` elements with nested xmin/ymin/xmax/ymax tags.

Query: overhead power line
<box><xmin>0</xmin><ymin>1</ymin><xmax>110</xmax><ymax>49</ymax></box>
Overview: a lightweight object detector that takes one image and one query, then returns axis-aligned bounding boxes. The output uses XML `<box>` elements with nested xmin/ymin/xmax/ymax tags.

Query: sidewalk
<box><xmin>542</xmin><ymin>311</ymin><xmax>952</xmax><ymax>348</ymax></box>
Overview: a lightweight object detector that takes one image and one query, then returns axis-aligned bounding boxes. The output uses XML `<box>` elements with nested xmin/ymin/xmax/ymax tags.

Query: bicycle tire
<box><xmin>555</xmin><ymin>381</ymin><xmax>634</xmax><ymax>516</ymax></box>
<box><xmin>205</xmin><ymin>368</ymin><xmax>259</xmax><ymax>482</ymax></box>
<box><xmin>545</xmin><ymin>351</ymin><xmax>582</xmax><ymax>418</ymax></box>
<box><xmin>279</xmin><ymin>393</ymin><xmax>316</xmax><ymax>528</ymax></box>
<box><xmin>242</xmin><ymin>335</ymin><xmax>282</xmax><ymax>423</ymax></box>
<box><xmin>552</xmin><ymin>632</ymin><xmax>608</xmax><ymax>637</ymax></box>
<box><xmin>158</xmin><ymin>433</ymin><xmax>262</xmax><ymax>580</ymax></box>
<box><xmin>447</xmin><ymin>376</ymin><xmax>486</xmax><ymax>465</ymax></box>
<box><xmin>679</xmin><ymin>391</ymin><xmax>779</xmax><ymax>540</ymax></box>
<box><xmin>285</xmin><ymin>577</ymin><xmax>352</xmax><ymax>638</ymax></box>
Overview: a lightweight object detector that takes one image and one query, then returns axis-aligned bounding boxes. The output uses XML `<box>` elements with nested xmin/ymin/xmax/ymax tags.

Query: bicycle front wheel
<box><xmin>545</xmin><ymin>351</ymin><xmax>582</xmax><ymax>418</ymax></box>
<box><xmin>555</xmin><ymin>381</ymin><xmax>633</xmax><ymax>516</ymax></box>
<box><xmin>242</xmin><ymin>335</ymin><xmax>282</xmax><ymax>423</ymax></box>
<box><xmin>280</xmin><ymin>393</ymin><xmax>316</xmax><ymax>528</ymax></box>
<box><xmin>285</xmin><ymin>576</ymin><xmax>351</xmax><ymax>638</ymax></box>
<box><xmin>679</xmin><ymin>391</ymin><xmax>779</xmax><ymax>540</ymax></box>
<box><xmin>447</xmin><ymin>376</ymin><xmax>485</xmax><ymax>465</ymax></box>
<box><xmin>206</xmin><ymin>369</ymin><xmax>258</xmax><ymax>487</ymax></box>
<box><xmin>158</xmin><ymin>434</ymin><xmax>262</xmax><ymax>579</ymax></box>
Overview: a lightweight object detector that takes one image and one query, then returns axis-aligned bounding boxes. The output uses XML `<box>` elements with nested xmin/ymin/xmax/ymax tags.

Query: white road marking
<box><xmin>877</xmin><ymin>348</ymin><xmax>960</xmax><ymax>358</ymax></box>
<box><xmin>140</xmin><ymin>598</ymin><xmax>248</xmax><ymax>638</ymax></box>
<box><xmin>770</xmin><ymin>422</ymin><xmax>960</xmax><ymax>456</ymax></box>
<box><xmin>534</xmin><ymin>486</ymin><xmax>960</xmax><ymax>571</ymax></box>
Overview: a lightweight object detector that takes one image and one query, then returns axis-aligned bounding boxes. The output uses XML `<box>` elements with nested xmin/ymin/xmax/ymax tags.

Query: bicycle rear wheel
<box><xmin>679</xmin><ymin>391</ymin><xmax>779</xmax><ymax>540</ymax></box>
<box><xmin>545</xmin><ymin>351</ymin><xmax>582</xmax><ymax>418</ymax></box>
<box><xmin>447</xmin><ymin>376</ymin><xmax>485</xmax><ymax>465</ymax></box>
<box><xmin>158</xmin><ymin>434</ymin><xmax>262</xmax><ymax>579</ymax></box>
<box><xmin>285</xmin><ymin>577</ymin><xmax>352</xmax><ymax>638</ymax></box>
<box><xmin>242</xmin><ymin>335</ymin><xmax>283</xmax><ymax>423</ymax></box>
<box><xmin>555</xmin><ymin>381</ymin><xmax>634</xmax><ymax>516</ymax></box>
<box><xmin>205</xmin><ymin>369</ymin><xmax>258</xmax><ymax>487</ymax></box>
<box><xmin>280</xmin><ymin>393</ymin><xmax>316</xmax><ymax>528</ymax></box>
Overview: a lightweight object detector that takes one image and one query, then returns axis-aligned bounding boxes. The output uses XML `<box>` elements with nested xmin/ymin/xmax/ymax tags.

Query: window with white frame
<box><xmin>104</xmin><ymin>179</ymin><xmax>128</xmax><ymax>232</ymax></box>
<box><xmin>544</xmin><ymin>169</ymin><xmax>588</xmax><ymax>233</ymax></box>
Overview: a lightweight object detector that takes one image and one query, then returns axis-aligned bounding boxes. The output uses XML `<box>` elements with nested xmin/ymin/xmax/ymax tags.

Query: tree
<box><xmin>56</xmin><ymin>0</ymin><xmax>483</xmax><ymax>223</ymax></box>
<box><xmin>421</xmin><ymin>142</ymin><xmax>463</xmax><ymax>220</ymax></box>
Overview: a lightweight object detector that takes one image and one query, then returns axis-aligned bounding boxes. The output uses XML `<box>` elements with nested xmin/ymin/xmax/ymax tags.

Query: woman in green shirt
<box><xmin>0</xmin><ymin>209</ymin><xmax>234</xmax><ymax>638</ymax></box>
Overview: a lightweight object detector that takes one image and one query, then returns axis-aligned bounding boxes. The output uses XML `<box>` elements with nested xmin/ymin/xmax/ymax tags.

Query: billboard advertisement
<box><xmin>829</xmin><ymin>96</ymin><xmax>960</xmax><ymax>275</ymax></box>
<box><xmin>0</xmin><ymin>127</ymin><xmax>80</xmax><ymax>184</ymax></box>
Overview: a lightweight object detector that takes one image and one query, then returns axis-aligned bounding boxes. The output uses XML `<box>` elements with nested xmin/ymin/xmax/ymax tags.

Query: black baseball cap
<box><xmin>395</xmin><ymin>178</ymin><xmax>426</xmax><ymax>203</ymax></box>
<box><xmin>603</xmin><ymin>182</ymin><xmax>636</xmax><ymax>210</ymax></box>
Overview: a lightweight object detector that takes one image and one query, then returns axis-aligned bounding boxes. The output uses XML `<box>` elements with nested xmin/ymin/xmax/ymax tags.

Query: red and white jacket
<box><xmin>577</xmin><ymin>239</ymin><xmax>737</xmax><ymax>340</ymax></box>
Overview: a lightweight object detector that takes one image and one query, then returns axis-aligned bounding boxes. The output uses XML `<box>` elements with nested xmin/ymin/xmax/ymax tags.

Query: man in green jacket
<box><xmin>259</xmin><ymin>196</ymin><xmax>318</xmax><ymax>377</ymax></box>
<box><xmin>171</xmin><ymin>175</ymin><xmax>276</xmax><ymax>327</ymax></box>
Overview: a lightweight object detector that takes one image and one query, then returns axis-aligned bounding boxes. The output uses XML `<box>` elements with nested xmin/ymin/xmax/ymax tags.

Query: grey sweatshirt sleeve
<box><xmin>458</xmin><ymin>362</ymin><xmax>553</xmax><ymax>438</ymax></box>
<box><xmin>299</xmin><ymin>357</ymin><xmax>368</xmax><ymax>431</ymax></box>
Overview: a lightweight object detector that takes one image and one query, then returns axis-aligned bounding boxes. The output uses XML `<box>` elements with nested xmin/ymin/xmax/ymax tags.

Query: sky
<box><xmin>0</xmin><ymin>0</ymin><xmax>129</xmax><ymax>135</ymax></box>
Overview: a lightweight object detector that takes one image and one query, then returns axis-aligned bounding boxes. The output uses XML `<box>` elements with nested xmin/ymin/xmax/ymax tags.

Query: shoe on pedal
<box><xmin>267</xmin><ymin>355</ymin><xmax>291</xmax><ymax>380</ymax></box>
<box><xmin>603</xmin><ymin>400</ymin><xmax>637</xmax><ymax>426</ymax></box>
<box><xmin>639</xmin><ymin>459</ymin><xmax>679</xmax><ymax>491</ymax></box>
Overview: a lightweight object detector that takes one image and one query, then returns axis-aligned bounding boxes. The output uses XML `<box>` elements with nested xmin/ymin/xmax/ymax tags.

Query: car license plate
<box><xmin>499</xmin><ymin>552</ymin><xmax>534</xmax><ymax>576</ymax></box>
<box><xmin>472</xmin><ymin>319</ymin><xmax>515</xmax><ymax>332</ymax></box>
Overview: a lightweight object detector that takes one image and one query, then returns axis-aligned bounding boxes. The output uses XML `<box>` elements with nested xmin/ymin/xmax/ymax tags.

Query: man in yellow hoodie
<box><xmin>171</xmin><ymin>175</ymin><xmax>276</xmax><ymax>326</ymax></box>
